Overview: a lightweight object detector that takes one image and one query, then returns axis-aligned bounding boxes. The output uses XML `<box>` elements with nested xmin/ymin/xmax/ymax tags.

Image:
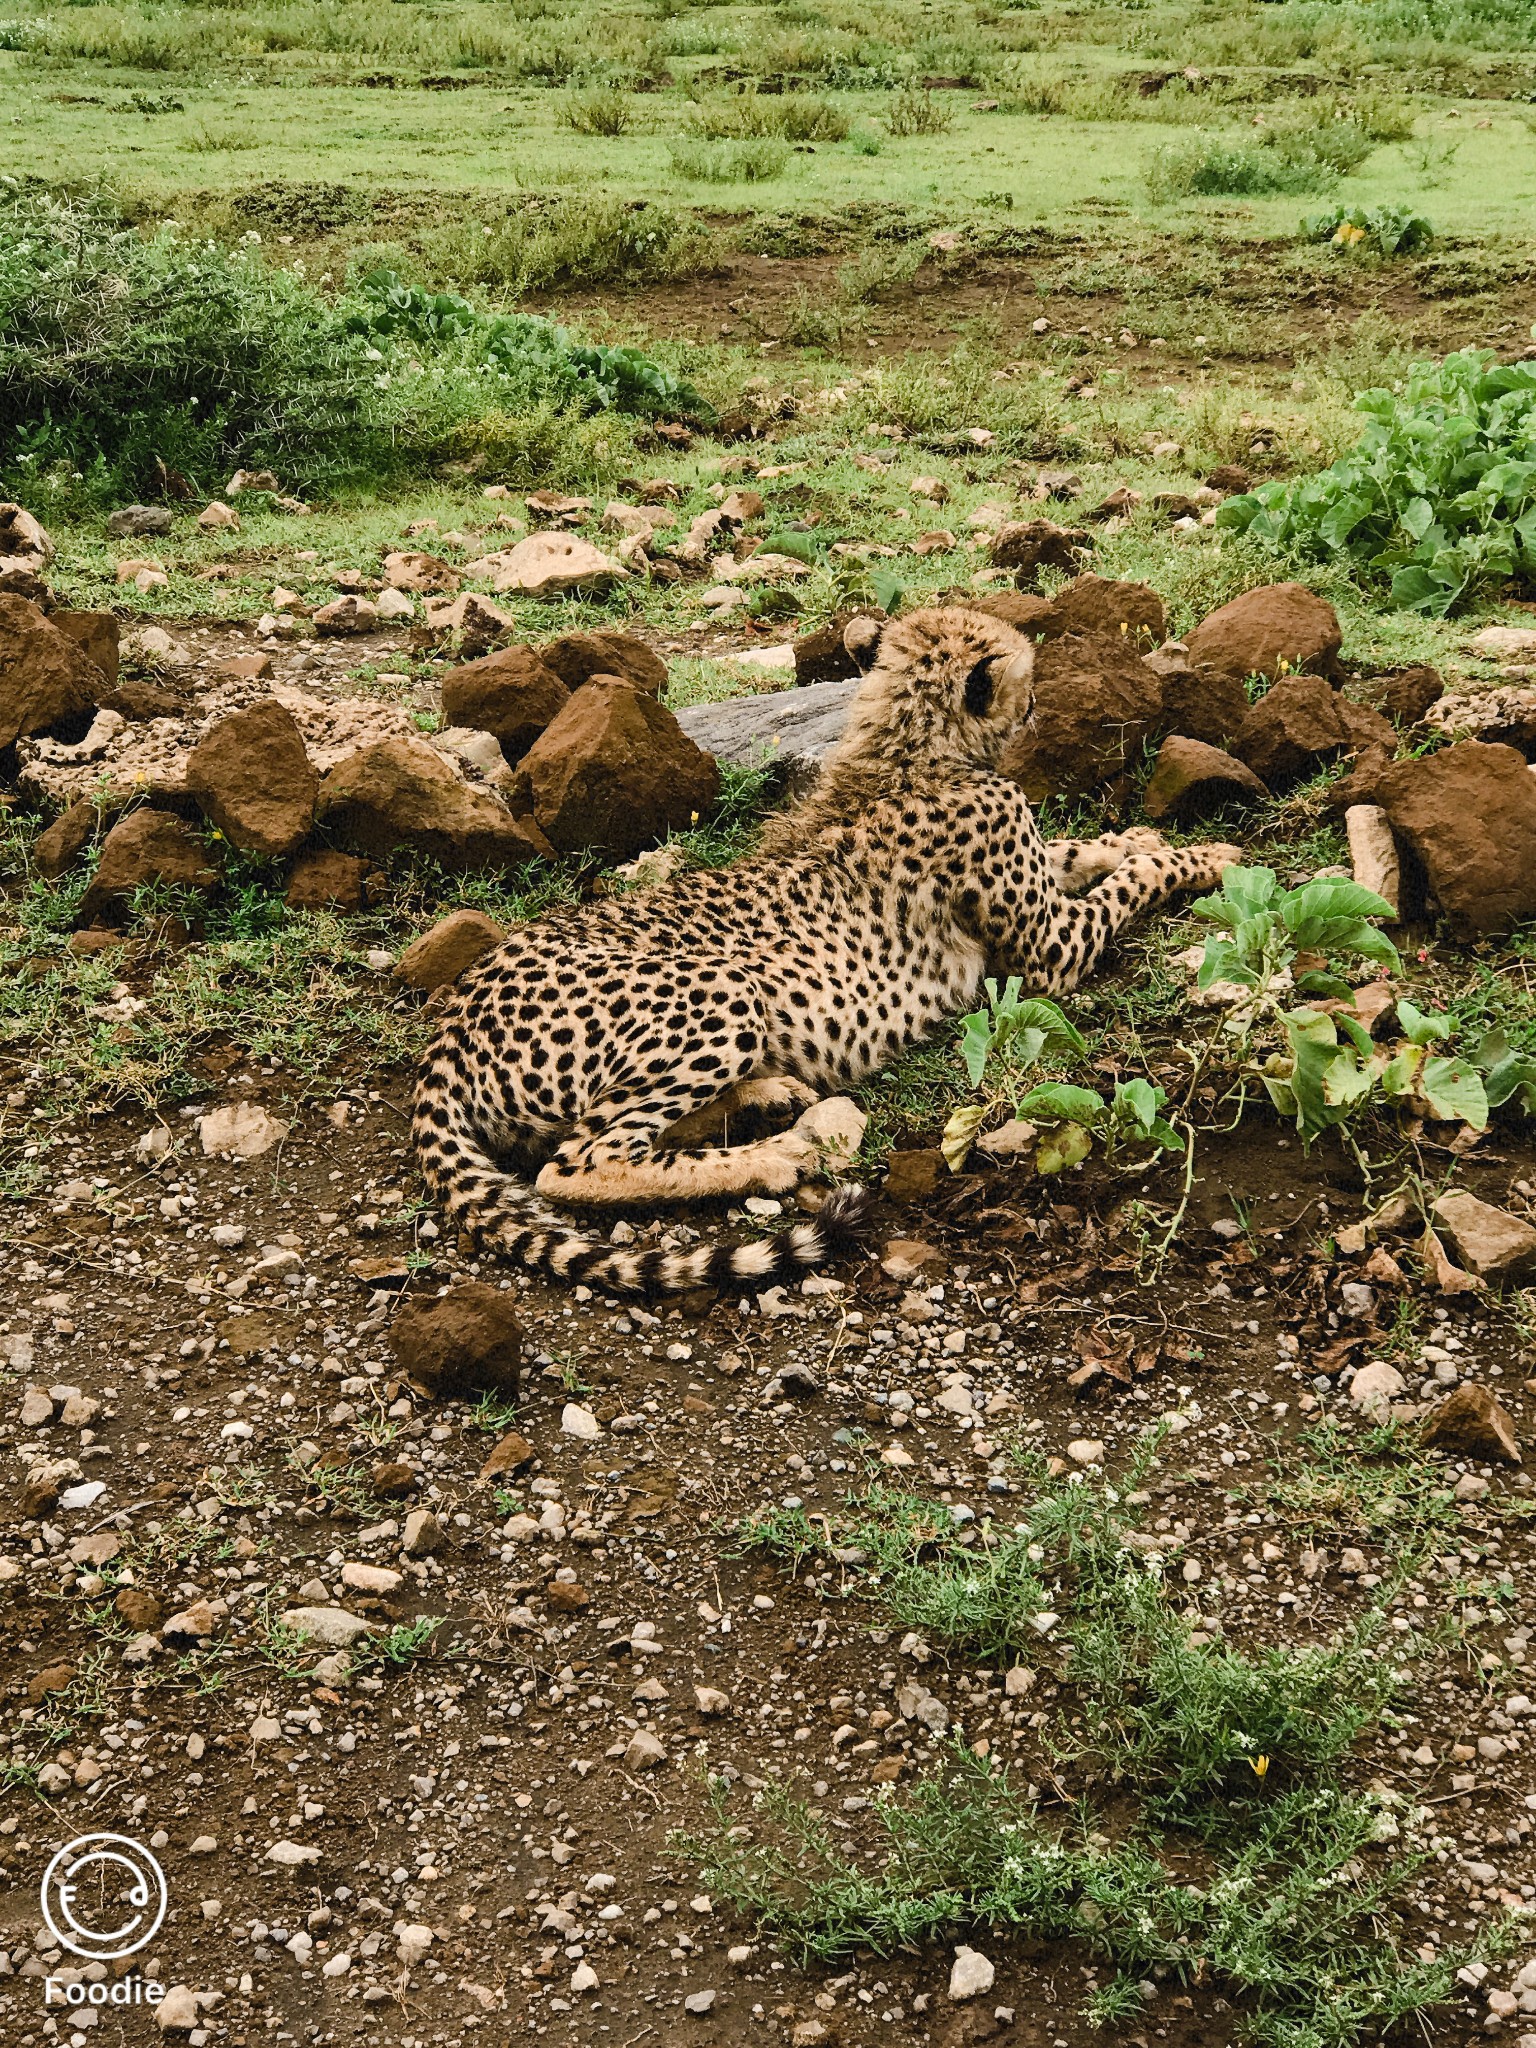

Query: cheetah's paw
<box><xmin>1187</xmin><ymin>842</ymin><xmax>1244</xmax><ymax>885</ymax></box>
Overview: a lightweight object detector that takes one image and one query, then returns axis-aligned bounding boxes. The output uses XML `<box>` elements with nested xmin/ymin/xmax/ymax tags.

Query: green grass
<box><xmin>703</xmin><ymin>1433</ymin><xmax>1518</xmax><ymax>2045</ymax></box>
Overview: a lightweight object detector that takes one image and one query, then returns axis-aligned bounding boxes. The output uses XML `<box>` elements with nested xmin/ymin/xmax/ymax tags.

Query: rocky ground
<box><xmin>5</xmin><ymin>1082</ymin><xmax>1536</xmax><ymax>2048</ymax></box>
<box><xmin>8</xmin><ymin>491</ymin><xmax>1536</xmax><ymax>2048</ymax></box>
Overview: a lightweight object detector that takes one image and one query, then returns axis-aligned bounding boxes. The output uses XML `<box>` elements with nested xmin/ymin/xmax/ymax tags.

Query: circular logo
<box><xmin>41</xmin><ymin>1834</ymin><xmax>167</xmax><ymax>1960</ymax></box>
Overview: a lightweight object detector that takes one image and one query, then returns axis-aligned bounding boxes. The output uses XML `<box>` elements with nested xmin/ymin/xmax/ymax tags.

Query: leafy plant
<box><xmin>1303</xmin><ymin>204</ymin><xmax>1433</xmax><ymax>257</ymax></box>
<box><xmin>345</xmin><ymin>269</ymin><xmax>707</xmax><ymax>420</ymax></box>
<box><xmin>706</xmin><ymin>1443</ymin><xmax>1493</xmax><ymax>2047</ymax></box>
<box><xmin>957</xmin><ymin>978</ymin><xmax>1086</xmax><ymax>1089</ymax></box>
<box><xmin>668</xmin><ymin>136</ymin><xmax>790</xmax><ymax>183</ymax></box>
<box><xmin>1193</xmin><ymin>865</ymin><xmax>1400</xmax><ymax>1016</ymax></box>
<box><xmin>564</xmin><ymin>86</ymin><xmax>633</xmax><ymax>136</ymax></box>
<box><xmin>1217</xmin><ymin>350</ymin><xmax>1536</xmax><ymax>615</ymax></box>
<box><xmin>884</xmin><ymin>85</ymin><xmax>953</xmax><ymax>137</ymax></box>
<box><xmin>942</xmin><ymin>983</ymin><xmax>1085</xmax><ymax>1168</ymax></box>
<box><xmin>1261</xmin><ymin>998</ymin><xmax>1490</xmax><ymax>1146</ymax></box>
<box><xmin>1474</xmin><ymin>1026</ymin><xmax>1536</xmax><ymax>1114</ymax></box>
<box><xmin>1017</xmin><ymin>1076</ymin><xmax>1185</xmax><ymax>1173</ymax></box>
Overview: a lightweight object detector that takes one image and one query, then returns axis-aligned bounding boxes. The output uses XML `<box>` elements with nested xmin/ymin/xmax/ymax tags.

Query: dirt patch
<box><xmin>3</xmin><ymin>1080</ymin><xmax>1534</xmax><ymax>2044</ymax></box>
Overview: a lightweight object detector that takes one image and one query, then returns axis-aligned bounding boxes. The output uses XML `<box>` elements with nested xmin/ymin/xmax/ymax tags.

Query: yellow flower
<box><xmin>1249</xmin><ymin>1754</ymin><xmax>1270</xmax><ymax>1780</ymax></box>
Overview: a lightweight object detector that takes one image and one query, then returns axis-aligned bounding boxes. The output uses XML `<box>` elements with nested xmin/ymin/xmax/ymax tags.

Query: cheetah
<box><xmin>413</xmin><ymin>607</ymin><xmax>1239</xmax><ymax>1293</ymax></box>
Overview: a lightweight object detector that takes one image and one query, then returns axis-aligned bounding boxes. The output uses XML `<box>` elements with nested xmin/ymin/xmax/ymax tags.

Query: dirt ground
<box><xmin>4</xmin><ymin>1009</ymin><xmax>1536</xmax><ymax>2046</ymax></box>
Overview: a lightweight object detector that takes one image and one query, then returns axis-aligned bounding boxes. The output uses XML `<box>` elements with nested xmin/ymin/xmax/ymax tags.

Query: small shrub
<box><xmin>690</xmin><ymin>90</ymin><xmax>850</xmax><ymax>142</ymax></box>
<box><xmin>1218</xmin><ymin>348</ymin><xmax>1536</xmax><ymax>613</ymax></box>
<box><xmin>836</xmin><ymin>240</ymin><xmax>925</xmax><ymax>303</ymax></box>
<box><xmin>564</xmin><ymin>86</ymin><xmax>633</xmax><ymax>136</ymax></box>
<box><xmin>668</xmin><ymin>136</ymin><xmax>789</xmax><ymax>183</ymax></box>
<box><xmin>884</xmin><ymin>85</ymin><xmax>954</xmax><ymax>137</ymax></box>
<box><xmin>1303</xmin><ymin>203</ymin><xmax>1433</xmax><ymax>256</ymax></box>
<box><xmin>781</xmin><ymin>289</ymin><xmax>846</xmax><ymax>352</ymax></box>
<box><xmin>1149</xmin><ymin>136</ymin><xmax>1321</xmax><ymax>199</ymax></box>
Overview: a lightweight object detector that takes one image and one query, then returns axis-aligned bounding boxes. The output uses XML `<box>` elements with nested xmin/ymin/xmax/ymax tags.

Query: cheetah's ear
<box><xmin>963</xmin><ymin>660</ymin><xmax>995</xmax><ymax>718</ymax></box>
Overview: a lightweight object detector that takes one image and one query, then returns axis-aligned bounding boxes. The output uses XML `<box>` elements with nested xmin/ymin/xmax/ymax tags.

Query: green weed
<box><xmin>668</xmin><ymin>136</ymin><xmax>791</xmax><ymax>184</ymax></box>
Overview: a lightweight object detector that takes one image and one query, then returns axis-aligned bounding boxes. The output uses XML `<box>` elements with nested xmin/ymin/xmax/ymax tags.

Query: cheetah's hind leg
<box><xmin>661</xmin><ymin>1075</ymin><xmax>819</xmax><ymax>1150</ymax></box>
<box><xmin>535</xmin><ymin>1085</ymin><xmax>819</xmax><ymax>1207</ymax></box>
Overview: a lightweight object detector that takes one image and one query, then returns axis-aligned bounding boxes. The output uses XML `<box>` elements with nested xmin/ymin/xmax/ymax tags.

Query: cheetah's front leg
<box><xmin>1048</xmin><ymin>828</ymin><xmax>1169</xmax><ymax>898</ymax></box>
<box><xmin>1030</xmin><ymin>842</ymin><xmax>1241</xmax><ymax>995</ymax></box>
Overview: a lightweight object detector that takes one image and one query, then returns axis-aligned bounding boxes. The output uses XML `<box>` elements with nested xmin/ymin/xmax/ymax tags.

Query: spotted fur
<box><xmin>413</xmin><ymin>608</ymin><xmax>1239</xmax><ymax>1293</ymax></box>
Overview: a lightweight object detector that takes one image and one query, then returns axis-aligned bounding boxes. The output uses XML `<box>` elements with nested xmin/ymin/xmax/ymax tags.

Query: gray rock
<box><xmin>282</xmin><ymin>1605</ymin><xmax>374</xmax><ymax>1649</ymax></box>
<box><xmin>675</xmin><ymin>676</ymin><xmax>857</xmax><ymax>790</ymax></box>
<box><xmin>106</xmin><ymin>505</ymin><xmax>174</xmax><ymax>539</ymax></box>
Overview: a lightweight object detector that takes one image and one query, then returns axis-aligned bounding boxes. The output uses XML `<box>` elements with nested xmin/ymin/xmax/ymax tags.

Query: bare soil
<box><xmin>4</xmin><ymin>1043</ymin><xmax>1535</xmax><ymax>2046</ymax></box>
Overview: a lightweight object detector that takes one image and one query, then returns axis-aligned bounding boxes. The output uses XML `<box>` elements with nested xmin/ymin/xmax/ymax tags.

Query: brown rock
<box><xmin>0</xmin><ymin>594</ymin><xmax>101</xmax><ymax>748</ymax></box>
<box><xmin>1325</xmin><ymin>745</ymin><xmax>1394</xmax><ymax>815</ymax></box>
<box><xmin>792</xmin><ymin>613</ymin><xmax>882</xmax><ymax>687</ymax></box>
<box><xmin>284</xmin><ymin>849</ymin><xmax>372</xmax><ymax>912</ymax></box>
<box><xmin>1003</xmin><ymin>632</ymin><xmax>1164</xmax><ymax>800</ymax></box>
<box><xmin>424</xmin><ymin>591</ymin><xmax>516</xmax><ymax>657</ymax></box>
<box><xmin>384</xmin><ymin>549</ymin><xmax>459</xmax><ymax>595</ymax></box>
<box><xmin>990</xmin><ymin>518</ymin><xmax>1091</xmax><ymax>587</ymax></box>
<box><xmin>439</xmin><ymin>646</ymin><xmax>570</xmax><ymax>762</ymax></box>
<box><xmin>1186</xmin><ymin>581</ymin><xmax>1341</xmax><ymax>686</ymax></box>
<box><xmin>317</xmin><ymin>734</ymin><xmax>554</xmax><ymax>872</ymax></box>
<box><xmin>186</xmin><ymin>698</ymin><xmax>318</xmax><ymax>857</ymax></box>
<box><xmin>162</xmin><ymin>1599</ymin><xmax>218</xmax><ymax>1643</ymax></box>
<box><xmin>102</xmin><ymin>674</ymin><xmax>191</xmax><ymax>721</ymax></box>
<box><xmin>21</xmin><ymin>1472</ymin><xmax>61</xmax><ymax>1517</ymax></box>
<box><xmin>114</xmin><ymin>1587</ymin><xmax>163</xmax><ymax>1630</ymax></box>
<box><xmin>219</xmin><ymin>652</ymin><xmax>274</xmax><ymax>683</ymax></box>
<box><xmin>1421</xmin><ymin>1382</ymin><xmax>1521</xmax><ymax>1465</ymax></box>
<box><xmin>537</xmin><ymin>630</ymin><xmax>667</xmax><ymax>696</ymax></box>
<box><xmin>1205</xmin><ymin>464</ymin><xmax>1252</xmax><ymax>494</ymax></box>
<box><xmin>1432</xmin><ymin>1187</ymin><xmax>1536</xmax><ymax>1282</ymax></box>
<box><xmin>1232</xmin><ymin>672</ymin><xmax>1350</xmax><ymax>789</ymax></box>
<box><xmin>1335</xmin><ymin>698</ymin><xmax>1397</xmax><ymax>759</ymax></box>
<box><xmin>964</xmin><ymin>590</ymin><xmax>1056</xmax><ymax>635</ymax></box>
<box><xmin>1361</xmin><ymin>664</ymin><xmax>1444</xmax><ymax>728</ymax></box>
<box><xmin>67</xmin><ymin>927</ymin><xmax>126</xmax><ymax>956</ymax></box>
<box><xmin>883</xmin><ymin>1150</ymin><xmax>946</xmax><ymax>1201</ymax></box>
<box><xmin>513</xmin><ymin>679</ymin><xmax>720</xmax><ymax>862</ymax></box>
<box><xmin>0</xmin><ymin>501</ymin><xmax>53</xmax><ymax>572</ymax></box>
<box><xmin>34</xmin><ymin>800</ymin><xmax>100</xmax><ymax>880</ymax></box>
<box><xmin>1143</xmin><ymin>737</ymin><xmax>1267</xmax><ymax>822</ymax></box>
<box><xmin>395</xmin><ymin>909</ymin><xmax>505</xmax><ymax>992</ymax></box>
<box><xmin>78</xmin><ymin>809</ymin><xmax>218</xmax><ymax>927</ymax></box>
<box><xmin>546</xmin><ymin>1580</ymin><xmax>590</xmax><ymax>1613</ymax></box>
<box><xmin>1040</xmin><ymin>574</ymin><xmax>1165</xmax><ymax>646</ymax></box>
<box><xmin>50</xmin><ymin>610</ymin><xmax>119</xmax><ymax>685</ymax></box>
<box><xmin>389</xmin><ymin>1282</ymin><xmax>523</xmax><ymax>1400</ymax></box>
<box><xmin>479</xmin><ymin>1431</ymin><xmax>535</xmax><ymax>1481</ymax></box>
<box><xmin>313</xmin><ymin>594</ymin><xmax>378</xmax><ymax>636</ymax></box>
<box><xmin>28</xmin><ymin>1661</ymin><xmax>76</xmax><ymax>1704</ymax></box>
<box><xmin>1376</xmin><ymin>742</ymin><xmax>1536</xmax><ymax>935</ymax></box>
<box><xmin>371</xmin><ymin>1460</ymin><xmax>419</xmax><ymax>1499</ymax></box>
<box><xmin>1156</xmin><ymin>662</ymin><xmax>1250</xmax><ymax>748</ymax></box>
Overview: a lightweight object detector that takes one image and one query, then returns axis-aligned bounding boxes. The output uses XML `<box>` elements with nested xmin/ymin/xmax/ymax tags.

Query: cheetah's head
<box><xmin>840</xmin><ymin>607</ymin><xmax>1036</xmax><ymax>776</ymax></box>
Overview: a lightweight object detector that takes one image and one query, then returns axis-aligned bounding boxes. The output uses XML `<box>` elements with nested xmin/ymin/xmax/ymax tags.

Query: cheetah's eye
<box><xmin>963</xmin><ymin>660</ymin><xmax>996</xmax><ymax>718</ymax></box>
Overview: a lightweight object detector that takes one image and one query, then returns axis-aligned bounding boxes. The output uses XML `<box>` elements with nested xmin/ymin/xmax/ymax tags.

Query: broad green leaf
<box><xmin>1417</xmin><ymin>1057</ymin><xmax>1490</xmax><ymax>1130</ymax></box>
<box><xmin>1395</xmin><ymin>996</ymin><xmax>1452</xmax><ymax>1046</ymax></box>
<box><xmin>958</xmin><ymin>1010</ymin><xmax>994</xmax><ymax>1089</ymax></box>
<box><xmin>1018</xmin><ymin>1083</ymin><xmax>1105</xmax><ymax>1126</ymax></box>
<box><xmin>1293</xmin><ymin>969</ymin><xmax>1357</xmax><ymax>1002</ymax></box>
